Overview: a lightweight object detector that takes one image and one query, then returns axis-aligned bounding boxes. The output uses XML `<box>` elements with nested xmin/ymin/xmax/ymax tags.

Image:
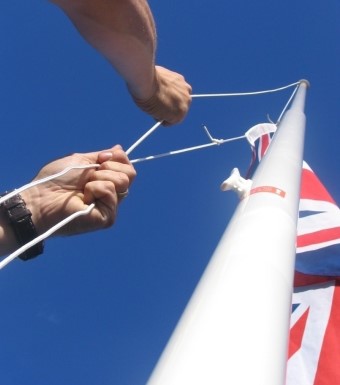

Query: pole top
<box><xmin>288</xmin><ymin>79</ymin><xmax>309</xmax><ymax>112</ymax></box>
<box><xmin>299</xmin><ymin>79</ymin><xmax>310</xmax><ymax>88</ymax></box>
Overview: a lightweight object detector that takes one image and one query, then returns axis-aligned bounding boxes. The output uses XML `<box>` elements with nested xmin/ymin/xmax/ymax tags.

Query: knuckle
<box><xmin>118</xmin><ymin>171</ymin><xmax>129</xmax><ymax>184</ymax></box>
<box><xmin>104</xmin><ymin>214</ymin><xmax>116</xmax><ymax>228</ymax></box>
<box><xmin>129</xmin><ymin>167</ymin><xmax>137</xmax><ymax>181</ymax></box>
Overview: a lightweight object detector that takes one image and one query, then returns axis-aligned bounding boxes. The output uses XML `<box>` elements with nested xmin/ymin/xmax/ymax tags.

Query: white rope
<box><xmin>126</xmin><ymin>121</ymin><xmax>163</xmax><ymax>155</ymax></box>
<box><xmin>0</xmin><ymin>164</ymin><xmax>99</xmax><ymax>206</ymax></box>
<box><xmin>130</xmin><ymin>81</ymin><xmax>302</xmax><ymax>163</ymax></box>
<box><xmin>0</xmin><ymin>80</ymin><xmax>302</xmax><ymax>269</ymax></box>
<box><xmin>0</xmin><ymin>204</ymin><xmax>95</xmax><ymax>270</ymax></box>
<box><xmin>276</xmin><ymin>83</ymin><xmax>300</xmax><ymax>124</ymax></box>
<box><xmin>131</xmin><ymin>134</ymin><xmax>246</xmax><ymax>164</ymax></box>
<box><xmin>0</xmin><ymin>164</ymin><xmax>99</xmax><ymax>269</ymax></box>
<box><xmin>191</xmin><ymin>81</ymin><xmax>301</xmax><ymax>98</ymax></box>
<box><xmin>125</xmin><ymin>81</ymin><xmax>302</xmax><ymax>159</ymax></box>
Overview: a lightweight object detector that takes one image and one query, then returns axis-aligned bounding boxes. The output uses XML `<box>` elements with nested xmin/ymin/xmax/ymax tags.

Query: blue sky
<box><xmin>0</xmin><ymin>1</ymin><xmax>339</xmax><ymax>384</ymax></box>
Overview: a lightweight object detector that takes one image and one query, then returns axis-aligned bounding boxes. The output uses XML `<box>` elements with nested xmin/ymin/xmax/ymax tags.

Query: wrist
<box><xmin>21</xmin><ymin>188</ymin><xmax>43</xmax><ymax>234</ymax></box>
<box><xmin>0</xmin><ymin>201</ymin><xmax>18</xmax><ymax>256</ymax></box>
<box><xmin>0</xmin><ymin>191</ymin><xmax>44</xmax><ymax>260</ymax></box>
<box><xmin>127</xmin><ymin>65</ymin><xmax>158</xmax><ymax>101</ymax></box>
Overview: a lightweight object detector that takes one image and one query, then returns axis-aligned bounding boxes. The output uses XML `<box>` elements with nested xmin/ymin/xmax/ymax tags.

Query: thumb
<box><xmin>97</xmin><ymin>145</ymin><xmax>125</xmax><ymax>164</ymax></box>
<box><xmin>83</xmin><ymin>145</ymin><xmax>123</xmax><ymax>165</ymax></box>
<box><xmin>97</xmin><ymin>151</ymin><xmax>114</xmax><ymax>164</ymax></box>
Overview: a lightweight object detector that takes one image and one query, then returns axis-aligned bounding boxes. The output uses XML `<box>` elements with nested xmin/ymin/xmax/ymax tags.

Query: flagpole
<box><xmin>147</xmin><ymin>80</ymin><xmax>309</xmax><ymax>385</ymax></box>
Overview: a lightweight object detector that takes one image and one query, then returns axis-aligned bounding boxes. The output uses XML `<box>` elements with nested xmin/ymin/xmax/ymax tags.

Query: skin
<box><xmin>0</xmin><ymin>0</ymin><xmax>191</xmax><ymax>257</ymax></box>
<box><xmin>0</xmin><ymin>145</ymin><xmax>136</xmax><ymax>257</ymax></box>
<box><xmin>51</xmin><ymin>0</ymin><xmax>192</xmax><ymax>125</ymax></box>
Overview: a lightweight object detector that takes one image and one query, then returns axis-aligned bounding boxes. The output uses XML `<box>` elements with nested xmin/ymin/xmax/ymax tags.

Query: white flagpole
<box><xmin>147</xmin><ymin>80</ymin><xmax>309</xmax><ymax>385</ymax></box>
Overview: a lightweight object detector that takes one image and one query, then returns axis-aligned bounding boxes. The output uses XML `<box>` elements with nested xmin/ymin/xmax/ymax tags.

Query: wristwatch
<box><xmin>0</xmin><ymin>191</ymin><xmax>44</xmax><ymax>260</ymax></box>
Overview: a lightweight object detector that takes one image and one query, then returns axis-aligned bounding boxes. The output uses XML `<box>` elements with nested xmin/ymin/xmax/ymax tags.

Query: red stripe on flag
<box><xmin>314</xmin><ymin>281</ymin><xmax>340</xmax><ymax>385</ymax></box>
<box><xmin>300</xmin><ymin>168</ymin><xmax>336</xmax><ymax>203</ymax></box>
<box><xmin>294</xmin><ymin>272</ymin><xmax>338</xmax><ymax>287</ymax></box>
<box><xmin>297</xmin><ymin>227</ymin><xmax>340</xmax><ymax>248</ymax></box>
<box><xmin>288</xmin><ymin>307</ymin><xmax>310</xmax><ymax>359</ymax></box>
<box><xmin>259</xmin><ymin>134</ymin><xmax>270</xmax><ymax>159</ymax></box>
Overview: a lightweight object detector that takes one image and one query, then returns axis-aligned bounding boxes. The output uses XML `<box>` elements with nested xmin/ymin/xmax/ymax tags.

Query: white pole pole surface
<box><xmin>147</xmin><ymin>81</ymin><xmax>309</xmax><ymax>385</ymax></box>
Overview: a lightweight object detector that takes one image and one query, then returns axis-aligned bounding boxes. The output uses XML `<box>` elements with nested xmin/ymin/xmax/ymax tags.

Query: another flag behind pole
<box><xmin>247</xmin><ymin>124</ymin><xmax>340</xmax><ymax>385</ymax></box>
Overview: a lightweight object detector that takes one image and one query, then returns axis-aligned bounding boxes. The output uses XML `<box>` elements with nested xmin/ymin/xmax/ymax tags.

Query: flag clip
<box><xmin>220</xmin><ymin>168</ymin><xmax>252</xmax><ymax>199</ymax></box>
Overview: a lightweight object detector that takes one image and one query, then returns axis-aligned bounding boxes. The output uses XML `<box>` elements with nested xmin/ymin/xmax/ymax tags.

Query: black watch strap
<box><xmin>0</xmin><ymin>191</ymin><xmax>44</xmax><ymax>260</ymax></box>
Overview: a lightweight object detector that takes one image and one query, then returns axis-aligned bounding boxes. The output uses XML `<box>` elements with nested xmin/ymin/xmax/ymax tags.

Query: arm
<box><xmin>51</xmin><ymin>0</ymin><xmax>192</xmax><ymax>125</ymax></box>
<box><xmin>0</xmin><ymin>145</ymin><xmax>136</xmax><ymax>257</ymax></box>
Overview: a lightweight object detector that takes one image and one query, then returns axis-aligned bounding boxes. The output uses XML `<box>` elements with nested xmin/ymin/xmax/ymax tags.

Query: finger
<box><xmin>98</xmin><ymin>161</ymin><xmax>137</xmax><ymax>183</ymax></box>
<box><xmin>90</xmin><ymin>169</ymin><xmax>131</xmax><ymax>194</ymax></box>
<box><xmin>134</xmin><ymin>67</ymin><xmax>192</xmax><ymax>126</ymax></box>
<box><xmin>116</xmin><ymin>189</ymin><xmax>129</xmax><ymax>201</ymax></box>
<box><xmin>97</xmin><ymin>145</ymin><xmax>129</xmax><ymax>164</ymax></box>
<box><xmin>78</xmin><ymin>144</ymin><xmax>124</xmax><ymax>166</ymax></box>
<box><xmin>161</xmin><ymin>100</ymin><xmax>192</xmax><ymax>126</ymax></box>
<box><xmin>110</xmin><ymin>146</ymin><xmax>133</xmax><ymax>165</ymax></box>
<box><xmin>83</xmin><ymin>180</ymin><xmax>118</xmax><ymax>228</ymax></box>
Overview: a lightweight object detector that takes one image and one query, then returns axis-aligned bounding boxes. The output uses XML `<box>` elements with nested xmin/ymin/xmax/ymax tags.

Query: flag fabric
<box><xmin>296</xmin><ymin>162</ymin><xmax>340</xmax><ymax>277</ymax></box>
<box><xmin>247</xmin><ymin>124</ymin><xmax>340</xmax><ymax>385</ymax></box>
<box><xmin>288</xmin><ymin>279</ymin><xmax>340</xmax><ymax>385</ymax></box>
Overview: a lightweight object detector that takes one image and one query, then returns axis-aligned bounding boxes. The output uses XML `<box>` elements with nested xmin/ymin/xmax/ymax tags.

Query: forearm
<box><xmin>52</xmin><ymin>0</ymin><xmax>158</xmax><ymax>99</ymax></box>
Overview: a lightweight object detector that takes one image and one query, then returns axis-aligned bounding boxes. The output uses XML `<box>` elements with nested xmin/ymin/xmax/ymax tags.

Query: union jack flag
<box><xmin>247</xmin><ymin>124</ymin><xmax>340</xmax><ymax>385</ymax></box>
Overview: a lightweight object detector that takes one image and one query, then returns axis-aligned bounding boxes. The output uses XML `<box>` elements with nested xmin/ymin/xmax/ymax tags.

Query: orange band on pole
<box><xmin>250</xmin><ymin>186</ymin><xmax>286</xmax><ymax>198</ymax></box>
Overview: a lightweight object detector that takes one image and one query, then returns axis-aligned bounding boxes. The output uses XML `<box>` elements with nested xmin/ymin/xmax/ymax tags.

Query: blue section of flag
<box><xmin>299</xmin><ymin>210</ymin><xmax>323</xmax><ymax>218</ymax></box>
<box><xmin>295</xmin><ymin>244</ymin><xmax>340</xmax><ymax>276</ymax></box>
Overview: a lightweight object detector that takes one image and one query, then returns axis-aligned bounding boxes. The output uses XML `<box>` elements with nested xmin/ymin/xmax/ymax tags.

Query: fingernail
<box><xmin>101</xmin><ymin>152</ymin><xmax>113</xmax><ymax>159</ymax></box>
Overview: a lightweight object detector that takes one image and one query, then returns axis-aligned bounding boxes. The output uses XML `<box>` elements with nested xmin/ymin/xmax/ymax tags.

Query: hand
<box><xmin>130</xmin><ymin>65</ymin><xmax>192</xmax><ymax>126</ymax></box>
<box><xmin>21</xmin><ymin>145</ymin><xmax>136</xmax><ymax>237</ymax></box>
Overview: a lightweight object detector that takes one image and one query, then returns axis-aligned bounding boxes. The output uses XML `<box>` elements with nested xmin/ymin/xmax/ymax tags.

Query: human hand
<box><xmin>21</xmin><ymin>145</ymin><xmax>136</xmax><ymax>237</ymax></box>
<box><xmin>130</xmin><ymin>65</ymin><xmax>192</xmax><ymax>126</ymax></box>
